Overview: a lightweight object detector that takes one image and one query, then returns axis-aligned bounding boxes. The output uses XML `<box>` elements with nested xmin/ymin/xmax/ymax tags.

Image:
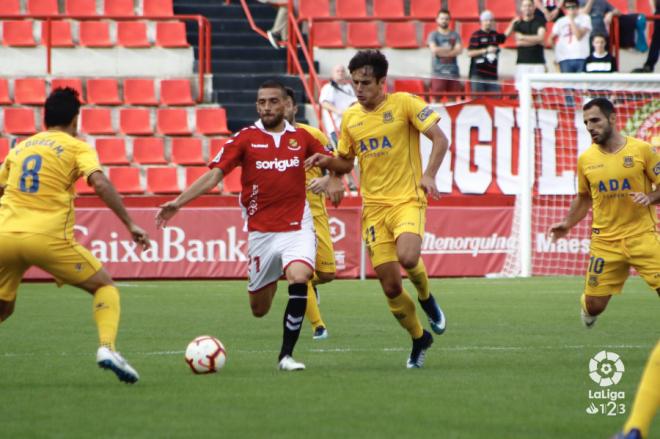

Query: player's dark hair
<box><xmin>583</xmin><ymin>97</ymin><xmax>615</xmax><ymax>118</ymax></box>
<box><xmin>258</xmin><ymin>80</ymin><xmax>287</xmax><ymax>98</ymax></box>
<box><xmin>348</xmin><ymin>50</ymin><xmax>389</xmax><ymax>81</ymax></box>
<box><xmin>437</xmin><ymin>8</ymin><xmax>450</xmax><ymax>17</ymax></box>
<box><xmin>285</xmin><ymin>86</ymin><xmax>296</xmax><ymax>106</ymax></box>
<box><xmin>44</xmin><ymin>87</ymin><xmax>81</xmax><ymax>128</ymax></box>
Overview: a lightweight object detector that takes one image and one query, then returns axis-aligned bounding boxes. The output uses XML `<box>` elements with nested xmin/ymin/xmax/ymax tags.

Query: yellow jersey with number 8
<box><xmin>337</xmin><ymin>92</ymin><xmax>440</xmax><ymax>207</ymax></box>
<box><xmin>0</xmin><ymin>131</ymin><xmax>101</xmax><ymax>240</ymax></box>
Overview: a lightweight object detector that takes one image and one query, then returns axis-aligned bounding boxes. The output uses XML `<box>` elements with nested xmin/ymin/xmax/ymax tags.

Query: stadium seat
<box><xmin>27</xmin><ymin>0</ymin><xmax>59</xmax><ymax>15</ymax></box>
<box><xmin>483</xmin><ymin>0</ymin><xmax>517</xmax><ymax>17</ymax></box>
<box><xmin>171</xmin><ymin>137</ymin><xmax>205</xmax><ymax>165</ymax></box>
<box><xmin>41</xmin><ymin>21</ymin><xmax>74</xmax><ymax>47</ymax></box>
<box><xmin>0</xmin><ymin>138</ymin><xmax>9</xmax><ymax>163</ymax></box>
<box><xmin>222</xmin><ymin>167</ymin><xmax>242</xmax><ymax>194</ymax></box>
<box><xmin>146</xmin><ymin>167</ymin><xmax>180</xmax><ymax>194</ymax></box>
<box><xmin>117</xmin><ymin>21</ymin><xmax>150</xmax><ymax>47</ymax></box>
<box><xmin>74</xmin><ymin>176</ymin><xmax>96</xmax><ymax>194</ymax></box>
<box><xmin>410</xmin><ymin>0</ymin><xmax>442</xmax><ymax>18</ymax></box>
<box><xmin>65</xmin><ymin>0</ymin><xmax>97</xmax><ymax>16</ymax></box>
<box><xmin>143</xmin><ymin>0</ymin><xmax>174</xmax><ymax>16</ymax></box>
<box><xmin>636</xmin><ymin>0</ymin><xmax>652</xmax><ymax>14</ymax></box>
<box><xmin>108</xmin><ymin>167</ymin><xmax>143</xmax><ymax>194</ymax></box>
<box><xmin>86</xmin><ymin>78</ymin><xmax>121</xmax><ymax>105</ymax></box>
<box><xmin>79</xmin><ymin>21</ymin><xmax>113</xmax><ymax>47</ymax></box>
<box><xmin>157</xmin><ymin>109</ymin><xmax>191</xmax><ymax>135</ymax></box>
<box><xmin>51</xmin><ymin>78</ymin><xmax>84</xmax><ymax>101</ymax></box>
<box><xmin>95</xmin><ymin>138</ymin><xmax>129</xmax><ymax>165</ymax></box>
<box><xmin>155</xmin><ymin>21</ymin><xmax>189</xmax><ymax>47</ymax></box>
<box><xmin>312</xmin><ymin>22</ymin><xmax>343</xmax><ymax>48</ymax></box>
<box><xmin>80</xmin><ymin>108</ymin><xmax>114</xmax><ymax>135</ymax></box>
<box><xmin>422</xmin><ymin>22</ymin><xmax>437</xmax><ymax>41</ymax></box>
<box><xmin>393</xmin><ymin>79</ymin><xmax>426</xmax><ymax>98</ymax></box>
<box><xmin>4</xmin><ymin>108</ymin><xmax>38</xmax><ymax>135</ymax></box>
<box><xmin>298</xmin><ymin>0</ymin><xmax>330</xmax><ymax>19</ymax></box>
<box><xmin>447</xmin><ymin>0</ymin><xmax>478</xmax><ymax>19</ymax></box>
<box><xmin>0</xmin><ymin>0</ymin><xmax>21</xmax><ymax>15</ymax></box>
<box><xmin>335</xmin><ymin>0</ymin><xmax>367</xmax><ymax>17</ymax></box>
<box><xmin>0</xmin><ymin>79</ymin><xmax>11</xmax><ymax>105</ymax></box>
<box><xmin>385</xmin><ymin>22</ymin><xmax>419</xmax><ymax>48</ymax></box>
<box><xmin>3</xmin><ymin>21</ymin><xmax>37</xmax><ymax>47</ymax></box>
<box><xmin>196</xmin><ymin>108</ymin><xmax>231</xmax><ymax>136</ymax></box>
<box><xmin>209</xmin><ymin>138</ymin><xmax>229</xmax><ymax>159</ymax></box>
<box><xmin>496</xmin><ymin>22</ymin><xmax>516</xmax><ymax>48</ymax></box>
<box><xmin>608</xmin><ymin>0</ymin><xmax>628</xmax><ymax>12</ymax></box>
<box><xmin>460</xmin><ymin>22</ymin><xmax>481</xmax><ymax>47</ymax></box>
<box><xmin>14</xmin><ymin>78</ymin><xmax>47</xmax><ymax>105</ymax></box>
<box><xmin>132</xmin><ymin>137</ymin><xmax>167</xmax><ymax>164</ymax></box>
<box><xmin>160</xmin><ymin>79</ymin><xmax>194</xmax><ymax>106</ymax></box>
<box><xmin>120</xmin><ymin>108</ymin><xmax>153</xmax><ymax>135</ymax></box>
<box><xmin>373</xmin><ymin>0</ymin><xmax>404</xmax><ymax>17</ymax></box>
<box><xmin>347</xmin><ymin>22</ymin><xmax>381</xmax><ymax>47</ymax></box>
<box><xmin>123</xmin><ymin>78</ymin><xmax>158</xmax><ymax>105</ymax></box>
<box><xmin>104</xmin><ymin>0</ymin><xmax>135</xmax><ymax>16</ymax></box>
<box><xmin>186</xmin><ymin>166</ymin><xmax>219</xmax><ymax>192</ymax></box>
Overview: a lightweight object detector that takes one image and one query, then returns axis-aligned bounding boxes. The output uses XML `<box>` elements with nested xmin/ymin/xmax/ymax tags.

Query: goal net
<box><xmin>502</xmin><ymin>73</ymin><xmax>660</xmax><ymax>277</ymax></box>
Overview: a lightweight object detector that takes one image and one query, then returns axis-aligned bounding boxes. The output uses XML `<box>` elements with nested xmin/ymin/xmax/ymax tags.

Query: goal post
<box><xmin>514</xmin><ymin>73</ymin><xmax>660</xmax><ymax>277</ymax></box>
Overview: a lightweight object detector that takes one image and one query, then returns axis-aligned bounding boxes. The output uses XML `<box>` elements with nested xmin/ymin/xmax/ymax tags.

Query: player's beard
<box><xmin>595</xmin><ymin>123</ymin><xmax>613</xmax><ymax>145</ymax></box>
<box><xmin>261</xmin><ymin>113</ymin><xmax>284</xmax><ymax>129</ymax></box>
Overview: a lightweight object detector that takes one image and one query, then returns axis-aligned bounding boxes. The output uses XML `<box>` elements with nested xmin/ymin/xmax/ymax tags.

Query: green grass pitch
<box><xmin>1</xmin><ymin>277</ymin><xmax>658</xmax><ymax>439</ymax></box>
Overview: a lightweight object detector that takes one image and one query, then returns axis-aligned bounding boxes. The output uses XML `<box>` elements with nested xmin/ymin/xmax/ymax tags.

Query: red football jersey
<box><xmin>210</xmin><ymin>120</ymin><xmax>330</xmax><ymax>232</ymax></box>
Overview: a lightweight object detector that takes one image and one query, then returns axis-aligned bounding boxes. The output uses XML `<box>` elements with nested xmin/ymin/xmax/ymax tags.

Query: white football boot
<box><xmin>580</xmin><ymin>308</ymin><xmax>597</xmax><ymax>329</ymax></box>
<box><xmin>96</xmin><ymin>346</ymin><xmax>140</xmax><ymax>383</ymax></box>
<box><xmin>278</xmin><ymin>355</ymin><xmax>305</xmax><ymax>371</ymax></box>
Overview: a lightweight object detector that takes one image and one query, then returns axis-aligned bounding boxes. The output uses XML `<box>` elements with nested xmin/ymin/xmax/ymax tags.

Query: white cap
<box><xmin>480</xmin><ymin>10</ymin><xmax>494</xmax><ymax>21</ymax></box>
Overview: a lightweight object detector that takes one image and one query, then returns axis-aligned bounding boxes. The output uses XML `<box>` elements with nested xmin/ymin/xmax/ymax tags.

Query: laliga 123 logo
<box><xmin>585</xmin><ymin>351</ymin><xmax>626</xmax><ymax>417</ymax></box>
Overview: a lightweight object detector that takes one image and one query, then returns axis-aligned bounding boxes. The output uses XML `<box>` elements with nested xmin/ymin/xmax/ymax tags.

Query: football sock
<box><xmin>305</xmin><ymin>283</ymin><xmax>325</xmax><ymax>330</ymax></box>
<box><xmin>387</xmin><ymin>289</ymin><xmax>424</xmax><ymax>339</ymax></box>
<box><xmin>580</xmin><ymin>293</ymin><xmax>591</xmax><ymax>314</ymax></box>
<box><xmin>93</xmin><ymin>285</ymin><xmax>120</xmax><ymax>351</ymax></box>
<box><xmin>279</xmin><ymin>282</ymin><xmax>308</xmax><ymax>360</ymax></box>
<box><xmin>312</xmin><ymin>272</ymin><xmax>320</xmax><ymax>286</ymax></box>
<box><xmin>405</xmin><ymin>259</ymin><xmax>430</xmax><ymax>301</ymax></box>
<box><xmin>623</xmin><ymin>341</ymin><xmax>660</xmax><ymax>438</ymax></box>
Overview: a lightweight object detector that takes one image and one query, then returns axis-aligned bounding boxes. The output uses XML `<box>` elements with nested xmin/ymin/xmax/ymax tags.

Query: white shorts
<box><xmin>246</xmin><ymin>209</ymin><xmax>316</xmax><ymax>293</ymax></box>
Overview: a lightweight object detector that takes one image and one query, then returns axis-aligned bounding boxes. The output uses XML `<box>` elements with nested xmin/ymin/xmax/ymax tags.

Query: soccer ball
<box><xmin>184</xmin><ymin>335</ymin><xmax>227</xmax><ymax>374</ymax></box>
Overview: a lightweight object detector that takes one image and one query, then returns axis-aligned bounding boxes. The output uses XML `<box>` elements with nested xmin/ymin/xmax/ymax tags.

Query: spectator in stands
<box><xmin>534</xmin><ymin>0</ymin><xmax>564</xmax><ymax>24</ymax></box>
<box><xmin>467</xmin><ymin>10</ymin><xmax>509</xmax><ymax>95</ymax></box>
<box><xmin>319</xmin><ymin>64</ymin><xmax>356</xmax><ymax>146</ymax></box>
<box><xmin>584</xmin><ymin>33</ymin><xmax>617</xmax><ymax>72</ymax></box>
<box><xmin>511</xmin><ymin>0</ymin><xmax>547</xmax><ymax>87</ymax></box>
<box><xmin>551</xmin><ymin>0</ymin><xmax>592</xmax><ymax>72</ymax></box>
<box><xmin>579</xmin><ymin>0</ymin><xmax>619</xmax><ymax>37</ymax></box>
<box><xmin>427</xmin><ymin>9</ymin><xmax>463</xmax><ymax>102</ymax></box>
<box><xmin>262</xmin><ymin>0</ymin><xmax>288</xmax><ymax>49</ymax></box>
<box><xmin>633</xmin><ymin>0</ymin><xmax>660</xmax><ymax>72</ymax></box>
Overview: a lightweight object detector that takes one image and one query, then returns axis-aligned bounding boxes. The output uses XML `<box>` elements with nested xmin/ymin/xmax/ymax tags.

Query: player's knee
<box><xmin>382</xmin><ymin>282</ymin><xmax>403</xmax><ymax>298</ymax></box>
<box><xmin>316</xmin><ymin>271</ymin><xmax>335</xmax><ymax>284</ymax></box>
<box><xmin>250</xmin><ymin>303</ymin><xmax>268</xmax><ymax>318</ymax></box>
<box><xmin>399</xmin><ymin>255</ymin><xmax>419</xmax><ymax>270</ymax></box>
<box><xmin>585</xmin><ymin>296</ymin><xmax>609</xmax><ymax>315</ymax></box>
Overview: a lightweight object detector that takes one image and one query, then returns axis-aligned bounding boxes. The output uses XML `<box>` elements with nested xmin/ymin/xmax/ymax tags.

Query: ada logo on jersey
<box><xmin>623</xmin><ymin>156</ymin><xmax>634</xmax><ymax>168</ymax></box>
<box><xmin>255</xmin><ymin>157</ymin><xmax>300</xmax><ymax>172</ymax></box>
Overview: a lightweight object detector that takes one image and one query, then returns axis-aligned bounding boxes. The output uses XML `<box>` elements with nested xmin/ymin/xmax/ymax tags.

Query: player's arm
<box><xmin>420</xmin><ymin>124</ymin><xmax>449</xmax><ymax>200</ymax></box>
<box><xmin>156</xmin><ymin>168</ymin><xmax>223</xmax><ymax>228</ymax></box>
<box><xmin>549</xmin><ymin>191</ymin><xmax>592</xmax><ymax>241</ymax></box>
<box><xmin>88</xmin><ymin>171</ymin><xmax>150</xmax><ymax>249</ymax></box>
<box><xmin>633</xmin><ymin>146</ymin><xmax>660</xmax><ymax>206</ymax></box>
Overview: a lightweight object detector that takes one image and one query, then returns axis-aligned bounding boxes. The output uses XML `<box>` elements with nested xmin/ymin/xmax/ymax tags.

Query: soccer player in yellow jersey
<box><xmin>0</xmin><ymin>88</ymin><xmax>150</xmax><ymax>383</ymax></box>
<box><xmin>284</xmin><ymin>87</ymin><xmax>343</xmax><ymax>340</ymax></box>
<box><xmin>550</xmin><ymin>97</ymin><xmax>660</xmax><ymax>328</ymax></box>
<box><xmin>306</xmin><ymin>50</ymin><xmax>450</xmax><ymax>368</ymax></box>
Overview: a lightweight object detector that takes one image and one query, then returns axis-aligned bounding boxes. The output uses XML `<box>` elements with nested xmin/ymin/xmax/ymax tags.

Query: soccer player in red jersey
<box><xmin>156</xmin><ymin>80</ymin><xmax>330</xmax><ymax>371</ymax></box>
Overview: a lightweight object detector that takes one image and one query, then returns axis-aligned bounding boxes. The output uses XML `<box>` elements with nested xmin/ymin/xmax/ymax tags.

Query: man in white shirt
<box><xmin>551</xmin><ymin>0</ymin><xmax>592</xmax><ymax>72</ymax></box>
<box><xmin>319</xmin><ymin>64</ymin><xmax>356</xmax><ymax>146</ymax></box>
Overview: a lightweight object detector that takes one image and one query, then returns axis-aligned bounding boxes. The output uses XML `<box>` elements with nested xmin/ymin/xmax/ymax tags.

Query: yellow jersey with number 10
<box><xmin>0</xmin><ymin>131</ymin><xmax>102</xmax><ymax>240</ymax></box>
<box><xmin>337</xmin><ymin>92</ymin><xmax>440</xmax><ymax>207</ymax></box>
<box><xmin>577</xmin><ymin>136</ymin><xmax>660</xmax><ymax>240</ymax></box>
<box><xmin>297</xmin><ymin>122</ymin><xmax>333</xmax><ymax>217</ymax></box>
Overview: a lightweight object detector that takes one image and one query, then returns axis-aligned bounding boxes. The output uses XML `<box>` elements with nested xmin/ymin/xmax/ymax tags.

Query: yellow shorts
<box><xmin>584</xmin><ymin>232</ymin><xmax>660</xmax><ymax>297</ymax></box>
<box><xmin>313</xmin><ymin>213</ymin><xmax>336</xmax><ymax>274</ymax></box>
<box><xmin>362</xmin><ymin>203</ymin><xmax>426</xmax><ymax>268</ymax></box>
<box><xmin>0</xmin><ymin>232</ymin><xmax>103</xmax><ymax>301</ymax></box>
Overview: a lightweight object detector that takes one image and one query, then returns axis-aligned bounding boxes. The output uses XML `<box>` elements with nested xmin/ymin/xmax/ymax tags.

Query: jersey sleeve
<box><xmin>209</xmin><ymin>134</ymin><xmax>243</xmax><ymax>175</ymax></box>
<box><xmin>336</xmin><ymin>113</ymin><xmax>356</xmax><ymax>160</ymax></box>
<box><xmin>0</xmin><ymin>156</ymin><xmax>9</xmax><ymax>186</ymax></box>
<box><xmin>75</xmin><ymin>141</ymin><xmax>102</xmax><ymax>178</ymax></box>
<box><xmin>405</xmin><ymin>93</ymin><xmax>440</xmax><ymax>134</ymax></box>
<box><xmin>642</xmin><ymin>142</ymin><xmax>660</xmax><ymax>185</ymax></box>
<box><xmin>576</xmin><ymin>155</ymin><xmax>590</xmax><ymax>194</ymax></box>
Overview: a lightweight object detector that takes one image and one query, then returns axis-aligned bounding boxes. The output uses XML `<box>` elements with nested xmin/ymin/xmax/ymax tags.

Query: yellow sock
<box><xmin>580</xmin><ymin>293</ymin><xmax>589</xmax><ymax>313</ymax></box>
<box><xmin>623</xmin><ymin>341</ymin><xmax>660</xmax><ymax>438</ymax></box>
<box><xmin>93</xmin><ymin>285</ymin><xmax>120</xmax><ymax>351</ymax></box>
<box><xmin>305</xmin><ymin>282</ymin><xmax>325</xmax><ymax>330</ymax></box>
<box><xmin>405</xmin><ymin>259</ymin><xmax>430</xmax><ymax>301</ymax></box>
<box><xmin>312</xmin><ymin>272</ymin><xmax>320</xmax><ymax>286</ymax></box>
<box><xmin>387</xmin><ymin>289</ymin><xmax>423</xmax><ymax>339</ymax></box>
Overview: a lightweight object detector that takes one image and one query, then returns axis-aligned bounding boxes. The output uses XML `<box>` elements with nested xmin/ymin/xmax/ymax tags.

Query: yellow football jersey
<box><xmin>297</xmin><ymin>122</ymin><xmax>332</xmax><ymax>217</ymax></box>
<box><xmin>0</xmin><ymin>131</ymin><xmax>102</xmax><ymax>240</ymax></box>
<box><xmin>577</xmin><ymin>136</ymin><xmax>660</xmax><ymax>239</ymax></box>
<box><xmin>337</xmin><ymin>92</ymin><xmax>440</xmax><ymax>206</ymax></box>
